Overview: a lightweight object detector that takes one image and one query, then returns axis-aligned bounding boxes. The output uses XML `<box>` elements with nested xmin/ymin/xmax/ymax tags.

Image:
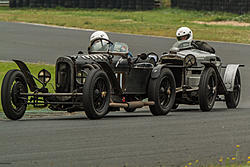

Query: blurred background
<box><xmin>1</xmin><ymin>0</ymin><xmax>249</xmax><ymax>14</ymax></box>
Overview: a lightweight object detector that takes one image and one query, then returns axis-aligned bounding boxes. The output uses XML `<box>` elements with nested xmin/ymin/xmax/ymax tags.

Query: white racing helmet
<box><xmin>90</xmin><ymin>31</ymin><xmax>109</xmax><ymax>43</ymax></box>
<box><xmin>176</xmin><ymin>27</ymin><xmax>193</xmax><ymax>42</ymax></box>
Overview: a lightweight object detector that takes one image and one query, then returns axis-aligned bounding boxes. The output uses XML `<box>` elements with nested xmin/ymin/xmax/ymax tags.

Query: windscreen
<box><xmin>172</xmin><ymin>41</ymin><xmax>193</xmax><ymax>50</ymax></box>
<box><xmin>89</xmin><ymin>40</ymin><xmax>128</xmax><ymax>55</ymax></box>
<box><xmin>89</xmin><ymin>40</ymin><xmax>110</xmax><ymax>52</ymax></box>
<box><xmin>110</xmin><ymin>42</ymin><xmax>129</xmax><ymax>53</ymax></box>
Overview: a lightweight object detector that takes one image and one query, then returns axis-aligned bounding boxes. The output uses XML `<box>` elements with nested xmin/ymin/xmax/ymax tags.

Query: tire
<box><xmin>124</xmin><ymin>107</ymin><xmax>136</xmax><ymax>112</ymax></box>
<box><xmin>148</xmin><ymin>68</ymin><xmax>176</xmax><ymax>116</ymax></box>
<box><xmin>225</xmin><ymin>70</ymin><xmax>241</xmax><ymax>109</ymax></box>
<box><xmin>82</xmin><ymin>69</ymin><xmax>110</xmax><ymax>119</ymax></box>
<box><xmin>199</xmin><ymin>67</ymin><xmax>218</xmax><ymax>111</ymax></box>
<box><xmin>1</xmin><ymin>69</ymin><xmax>28</xmax><ymax>120</ymax></box>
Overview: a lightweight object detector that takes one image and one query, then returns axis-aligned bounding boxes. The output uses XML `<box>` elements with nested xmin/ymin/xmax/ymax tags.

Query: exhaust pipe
<box><xmin>109</xmin><ymin>101</ymin><xmax>155</xmax><ymax>109</ymax></box>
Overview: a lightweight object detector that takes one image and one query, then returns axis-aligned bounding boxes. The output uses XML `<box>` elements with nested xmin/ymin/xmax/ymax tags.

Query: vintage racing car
<box><xmin>1</xmin><ymin>38</ymin><xmax>176</xmax><ymax>120</ymax></box>
<box><xmin>158</xmin><ymin>40</ymin><xmax>243</xmax><ymax>111</ymax></box>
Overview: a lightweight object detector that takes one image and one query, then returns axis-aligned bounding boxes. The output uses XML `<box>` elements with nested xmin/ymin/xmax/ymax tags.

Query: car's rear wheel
<box><xmin>225</xmin><ymin>70</ymin><xmax>241</xmax><ymax>109</ymax></box>
<box><xmin>83</xmin><ymin>69</ymin><xmax>110</xmax><ymax>119</ymax></box>
<box><xmin>148</xmin><ymin>68</ymin><xmax>176</xmax><ymax>116</ymax></box>
<box><xmin>199</xmin><ymin>67</ymin><xmax>218</xmax><ymax>111</ymax></box>
<box><xmin>1</xmin><ymin>69</ymin><xmax>28</xmax><ymax>120</ymax></box>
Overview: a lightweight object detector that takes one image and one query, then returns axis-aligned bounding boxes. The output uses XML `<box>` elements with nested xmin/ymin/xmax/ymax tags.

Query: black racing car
<box><xmin>1</xmin><ymin>38</ymin><xmax>176</xmax><ymax>120</ymax></box>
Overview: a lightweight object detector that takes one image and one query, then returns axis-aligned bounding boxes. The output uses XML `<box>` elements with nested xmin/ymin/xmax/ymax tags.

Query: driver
<box><xmin>89</xmin><ymin>31</ymin><xmax>133</xmax><ymax>57</ymax></box>
<box><xmin>90</xmin><ymin>31</ymin><xmax>110</xmax><ymax>43</ymax></box>
<box><xmin>89</xmin><ymin>31</ymin><xmax>110</xmax><ymax>52</ymax></box>
<box><xmin>176</xmin><ymin>27</ymin><xmax>215</xmax><ymax>54</ymax></box>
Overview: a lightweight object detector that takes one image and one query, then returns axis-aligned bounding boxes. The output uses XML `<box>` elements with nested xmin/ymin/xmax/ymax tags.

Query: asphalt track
<box><xmin>0</xmin><ymin>21</ymin><xmax>250</xmax><ymax>167</ymax></box>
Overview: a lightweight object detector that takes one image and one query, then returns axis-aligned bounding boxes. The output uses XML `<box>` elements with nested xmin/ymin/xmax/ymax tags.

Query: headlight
<box><xmin>76</xmin><ymin>70</ymin><xmax>88</xmax><ymax>85</ymax></box>
<box><xmin>38</xmin><ymin>69</ymin><xmax>51</xmax><ymax>84</ymax></box>
<box><xmin>184</xmin><ymin>54</ymin><xmax>196</xmax><ymax>67</ymax></box>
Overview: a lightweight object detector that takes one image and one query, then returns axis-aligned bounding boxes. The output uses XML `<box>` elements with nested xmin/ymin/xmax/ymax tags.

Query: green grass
<box><xmin>0</xmin><ymin>7</ymin><xmax>250</xmax><ymax>44</ymax></box>
<box><xmin>182</xmin><ymin>145</ymin><xmax>250</xmax><ymax>167</ymax></box>
<box><xmin>0</xmin><ymin>61</ymin><xmax>55</xmax><ymax>112</ymax></box>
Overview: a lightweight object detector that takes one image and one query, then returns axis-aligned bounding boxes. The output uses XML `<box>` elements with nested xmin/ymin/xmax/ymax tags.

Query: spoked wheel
<box><xmin>199</xmin><ymin>67</ymin><xmax>218</xmax><ymax>111</ymax></box>
<box><xmin>148</xmin><ymin>68</ymin><xmax>176</xmax><ymax>116</ymax></box>
<box><xmin>1</xmin><ymin>69</ymin><xmax>28</xmax><ymax>120</ymax></box>
<box><xmin>83</xmin><ymin>69</ymin><xmax>110</xmax><ymax>119</ymax></box>
<box><xmin>225</xmin><ymin>70</ymin><xmax>241</xmax><ymax>109</ymax></box>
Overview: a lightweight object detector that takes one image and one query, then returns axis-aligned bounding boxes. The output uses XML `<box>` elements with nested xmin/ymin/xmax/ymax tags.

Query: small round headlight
<box><xmin>38</xmin><ymin>69</ymin><xmax>51</xmax><ymax>84</ymax></box>
<box><xmin>76</xmin><ymin>70</ymin><xmax>88</xmax><ymax>85</ymax></box>
<box><xmin>184</xmin><ymin>54</ymin><xmax>196</xmax><ymax>67</ymax></box>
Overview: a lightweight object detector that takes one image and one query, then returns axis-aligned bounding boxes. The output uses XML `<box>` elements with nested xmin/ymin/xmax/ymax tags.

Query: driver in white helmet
<box><xmin>176</xmin><ymin>27</ymin><xmax>215</xmax><ymax>53</ymax></box>
<box><xmin>90</xmin><ymin>31</ymin><xmax>110</xmax><ymax>43</ymax></box>
<box><xmin>89</xmin><ymin>31</ymin><xmax>111</xmax><ymax>52</ymax></box>
<box><xmin>89</xmin><ymin>31</ymin><xmax>133</xmax><ymax>57</ymax></box>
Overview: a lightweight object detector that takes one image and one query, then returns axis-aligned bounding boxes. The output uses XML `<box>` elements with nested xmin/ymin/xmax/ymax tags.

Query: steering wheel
<box><xmin>89</xmin><ymin>38</ymin><xmax>114</xmax><ymax>58</ymax></box>
<box><xmin>90</xmin><ymin>37</ymin><xmax>114</xmax><ymax>46</ymax></box>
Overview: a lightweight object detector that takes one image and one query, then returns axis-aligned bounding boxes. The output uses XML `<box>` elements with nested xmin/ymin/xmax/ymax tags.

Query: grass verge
<box><xmin>0</xmin><ymin>61</ymin><xmax>55</xmax><ymax>112</ymax></box>
<box><xmin>183</xmin><ymin>145</ymin><xmax>250</xmax><ymax>167</ymax></box>
<box><xmin>0</xmin><ymin>7</ymin><xmax>250</xmax><ymax>44</ymax></box>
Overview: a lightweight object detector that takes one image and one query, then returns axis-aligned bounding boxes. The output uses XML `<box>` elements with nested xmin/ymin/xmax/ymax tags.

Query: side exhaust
<box><xmin>109</xmin><ymin>101</ymin><xmax>155</xmax><ymax>109</ymax></box>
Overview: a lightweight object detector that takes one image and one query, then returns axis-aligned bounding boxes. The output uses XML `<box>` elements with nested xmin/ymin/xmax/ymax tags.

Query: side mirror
<box><xmin>38</xmin><ymin>69</ymin><xmax>51</xmax><ymax>85</ymax></box>
<box><xmin>138</xmin><ymin>53</ymin><xmax>148</xmax><ymax>60</ymax></box>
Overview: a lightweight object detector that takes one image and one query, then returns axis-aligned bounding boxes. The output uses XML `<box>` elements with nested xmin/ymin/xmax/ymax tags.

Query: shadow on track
<box><xmin>0</xmin><ymin>107</ymin><xmax>244</xmax><ymax>122</ymax></box>
<box><xmin>0</xmin><ymin>111</ymin><xmax>153</xmax><ymax>122</ymax></box>
<box><xmin>172</xmin><ymin>108</ymin><xmax>229</xmax><ymax>112</ymax></box>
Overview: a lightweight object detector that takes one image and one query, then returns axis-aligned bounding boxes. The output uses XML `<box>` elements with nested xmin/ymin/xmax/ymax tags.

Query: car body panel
<box><xmin>223</xmin><ymin>64</ymin><xmax>240</xmax><ymax>91</ymax></box>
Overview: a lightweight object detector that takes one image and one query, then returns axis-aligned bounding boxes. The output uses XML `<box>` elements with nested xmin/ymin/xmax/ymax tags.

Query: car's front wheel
<box><xmin>148</xmin><ymin>68</ymin><xmax>176</xmax><ymax>116</ymax></box>
<box><xmin>1</xmin><ymin>69</ymin><xmax>28</xmax><ymax>120</ymax></box>
<box><xmin>82</xmin><ymin>69</ymin><xmax>110</xmax><ymax>119</ymax></box>
<box><xmin>199</xmin><ymin>67</ymin><xmax>218</xmax><ymax>111</ymax></box>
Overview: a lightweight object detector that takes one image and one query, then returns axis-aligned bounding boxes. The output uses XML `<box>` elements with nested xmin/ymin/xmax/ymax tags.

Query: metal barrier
<box><xmin>9</xmin><ymin>0</ymin><xmax>158</xmax><ymax>9</ymax></box>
